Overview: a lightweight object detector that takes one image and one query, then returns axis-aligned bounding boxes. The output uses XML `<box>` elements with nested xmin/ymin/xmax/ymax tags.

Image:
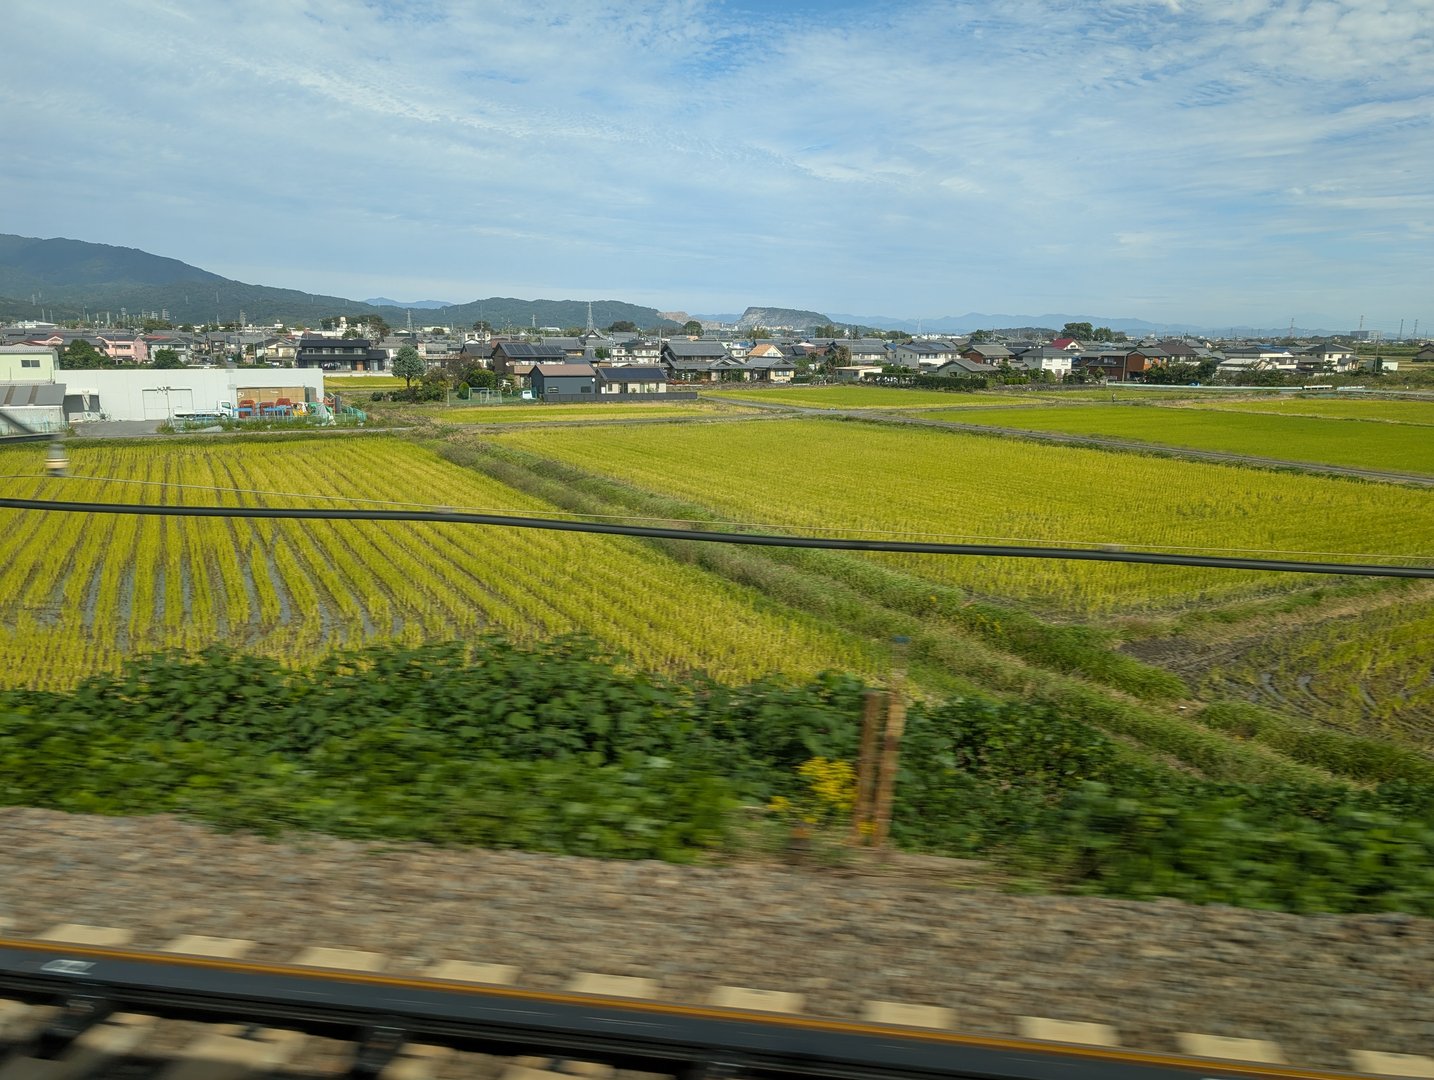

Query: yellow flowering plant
<box><xmin>767</xmin><ymin>758</ymin><xmax>857</xmax><ymax>827</ymax></box>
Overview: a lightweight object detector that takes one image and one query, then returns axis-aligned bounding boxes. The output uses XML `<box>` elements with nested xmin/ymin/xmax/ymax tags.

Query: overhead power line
<box><xmin>1</xmin><ymin>496</ymin><xmax>1431</xmax><ymax>578</ymax></box>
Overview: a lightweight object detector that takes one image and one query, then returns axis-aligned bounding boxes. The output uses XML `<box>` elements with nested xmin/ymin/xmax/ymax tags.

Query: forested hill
<box><xmin>0</xmin><ymin>234</ymin><xmax>674</xmax><ymax>330</ymax></box>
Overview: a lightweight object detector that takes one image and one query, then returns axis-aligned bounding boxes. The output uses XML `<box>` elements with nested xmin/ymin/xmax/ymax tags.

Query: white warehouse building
<box><xmin>62</xmin><ymin>369</ymin><xmax>327</xmax><ymax>423</ymax></box>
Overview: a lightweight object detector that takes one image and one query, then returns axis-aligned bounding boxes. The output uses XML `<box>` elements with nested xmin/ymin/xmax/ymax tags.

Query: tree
<box><xmin>141</xmin><ymin>317</ymin><xmax>173</xmax><ymax>332</ymax></box>
<box><xmin>392</xmin><ymin>345</ymin><xmax>425</xmax><ymax>391</ymax></box>
<box><xmin>60</xmin><ymin>339</ymin><xmax>112</xmax><ymax>369</ymax></box>
<box><xmin>682</xmin><ymin>320</ymin><xmax>703</xmax><ymax>336</ymax></box>
<box><xmin>1061</xmin><ymin>322</ymin><xmax>1094</xmax><ymax>340</ymax></box>
<box><xmin>605</xmin><ymin>320</ymin><xmax>636</xmax><ymax>334</ymax></box>
<box><xmin>473</xmin><ymin>320</ymin><xmax>493</xmax><ymax>334</ymax></box>
<box><xmin>341</xmin><ymin>327</ymin><xmax>362</xmax><ymax>339</ymax></box>
<box><xmin>824</xmin><ymin>344</ymin><xmax>851</xmax><ymax>377</ymax></box>
<box><xmin>969</xmin><ymin>329</ymin><xmax>993</xmax><ymax>343</ymax></box>
<box><xmin>151</xmin><ymin>347</ymin><xmax>184</xmax><ymax>368</ymax></box>
<box><xmin>364</xmin><ymin>315</ymin><xmax>390</xmax><ymax>340</ymax></box>
<box><xmin>749</xmin><ymin>326</ymin><xmax>772</xmax><ymax>340</ymax></box>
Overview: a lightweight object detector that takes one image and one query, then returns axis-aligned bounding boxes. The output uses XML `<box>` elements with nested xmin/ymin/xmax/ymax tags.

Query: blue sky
<box><xmin>4</xmin><ymin>0</ymin><xmax>1432</xmax><ymax>331</ymax></box>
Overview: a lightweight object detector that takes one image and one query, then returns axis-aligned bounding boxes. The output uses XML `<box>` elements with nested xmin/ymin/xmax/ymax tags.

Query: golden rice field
<box><xmin>0</xmin><ymin>438</ymin><xmax>880</xmax><ymax>690</ymax></box>
<box><xmin>912</xmin><ymin>404</ymin><xmax>1434</xmax><ymax>474</ymax></box>
<box><xmin>325</xmin><ymin>375</ymin><xmax>409</xmax><ymax>389</ymax></box>
<box><xmin>490</xmin><ymin>419</ymin><xmax>1434</xmax><ymax>615</ymax></box>
<box><xmin>1180</xmin><ymin>396</ymin><xmax>1434</xmax><ymax>425</ymax></box>
<box><xmin>703</xmin><ymin>386</ymin><xmax>1044</xmax><ymax>409</ymax></box>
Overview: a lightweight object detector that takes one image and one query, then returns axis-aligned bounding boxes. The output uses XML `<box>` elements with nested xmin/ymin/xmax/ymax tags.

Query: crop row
<box><xmin>0</xmin><ymin>438</ymin><xmax>881</xmax><ymax>689</ymax></box>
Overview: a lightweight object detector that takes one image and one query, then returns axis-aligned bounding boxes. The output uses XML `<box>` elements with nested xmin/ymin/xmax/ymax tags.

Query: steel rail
<box><xmin>0</xmin><ymin>939</ymin><xmax>1358</xmax><ymax>1080</ymax></box>
<box><xmin>0</xmin><ymin>497</ymin><xmax>1430</xmax><ymax>578</ymax></box>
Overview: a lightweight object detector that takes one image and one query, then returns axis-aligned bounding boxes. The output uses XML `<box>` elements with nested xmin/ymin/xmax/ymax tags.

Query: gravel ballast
<box><xmin>1</xmin><ymin>807</ymin><xmax>1430</xmax><ymax>1072</ymax></box>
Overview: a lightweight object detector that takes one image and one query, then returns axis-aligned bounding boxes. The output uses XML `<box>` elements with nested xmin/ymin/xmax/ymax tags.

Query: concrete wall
<box><xmin>61</xmin><ymin>368</ymin><xmax>326</xmax><ymax>422</ymax></box>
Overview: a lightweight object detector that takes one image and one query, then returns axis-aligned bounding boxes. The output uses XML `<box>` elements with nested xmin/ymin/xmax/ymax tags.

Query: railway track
<box><xmin>0</xmin><ymin>926</ymin><xmax>1426</xmax><ymax>1080</ymax></box>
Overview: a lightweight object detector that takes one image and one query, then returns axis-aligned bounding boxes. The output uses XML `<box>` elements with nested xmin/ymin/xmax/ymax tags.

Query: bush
<box><xmin>3</xmin><ymin>638</ymin><xmax>1432</xmax><ymax>913</ymax></box>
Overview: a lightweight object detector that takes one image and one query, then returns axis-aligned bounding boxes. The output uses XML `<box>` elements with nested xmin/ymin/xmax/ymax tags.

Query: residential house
<box><xmin>596</xmin><ymin>366</ymin><xmax>667</xmax><ymax>395</ymax></box>
<box><xmin>932</xmin><ymin>357</ymin><xmax>998</xmax><ymax>378</ymax></box>
<box><xmin>1413</xmin><ymin>344</ymin><xmax>1434</xmax><ymax>362</ymax></box>
<box><xmin>1073</xmin><ymin>351</ymin><xmax>1127</xmax><ymax>380</ymax></box>
<box><xmin>1362</xmin><ymin>356</ymin><xmax>1400</xmax><ymax>372</ymax></box>
<box><xmin>746</xmin><ymin>342</ymin><xmax>787</xmax><ymax>362</ymax></box>
<box><xmin>539</xmin><ymin>336</ymin><xmax>587</xmax><ymax>359</ymax></box>
<box><xmin>833</xmin><ymin>365</ymin><xmax>885</xmax><ymax>382</ymax></box>
<box><xmin>98</xmin><ymin>332</ymin><xmax>148</xmax><ymax>364</ymax></box>
<box><xmin>1298</xmin><ymin>343</ymin><xmax>1357</xmax><ymax>372</ymax></box>
<box><xmin>1216</xmin><ymin>345</ymin><xmax>1297</xmax><ymax>377</ymax></box>
<box><xmin>142</xmin><ymin>335</ymin><xmax>194</xmax><ymax>365</ymax></box>
<box><xmin>1124</xmin><ymin>347</ymin><xmax>1174</xmax><ymax>381</ymax></box>
<box><xmin>294</xmin><ymin>335</ymin><xmax>386</xmax><ymax>371</ymax></box>
<box><xmin>419</xmin><ymin>339</ymin><xmax>457</xmax><ymax>364</ymax></box>
<box><xmin>458</xmin><ymin>340</ymin><xmax>493</xmax><ymax>365</ymax></box>
<box><xmin>490</xmin><ymin>341</ymin><xmax>567</xmax><ymax>377</ymax></box>
<box><xmin>1049</xmin><ymin>337</ymin><xmax>1084</xmax><ymax>351</ymax></box>
<box><xmin>1008</xmin><ymin>346</ymin><xmax>1072</xmax><ymax>378</ymax></box>
<box><xmin>609</xmin><ymin>339</ymin><xmax>662</xmax><ymax>366</ymax></box>
<box><xmin>1155</xmin><ymin>339</ymin><xmax>1202</xmax><ymax>360</ymax></box>
<box><xmin>742</xmin><ymin>353</ymin><xmax>797</xmax><ymax>383</ymax></box>
<box><xmin>661</xmin><ymin>339</ymin><xmax>738</xmax><ymax>382</ymax></box>
<box><xmin>891</xmin><ymin>341</ymin><xmax>961</xmax><ymax>369</ymax></box>
<box><xmin>845</xmin><ymin>339</ymin><xmax>893</xmax><ymax>364</ymax></box>
<box><xmin>530</xmin><ymin>362</ymin><xmax>597</xmax><ymax>399</ymax></box>
<box><xmin>960</xmin><ymin>344</ymin><xmax>1013</xmax><ymax>366</ymax></box>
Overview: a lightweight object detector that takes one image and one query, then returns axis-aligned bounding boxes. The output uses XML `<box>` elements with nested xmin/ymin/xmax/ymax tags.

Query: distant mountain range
<box><xmin>0</xmin><ymin>234</ymin><xmax>677</xmax><ymax>331</ymax></box>
<box><xmin>0</xmin><ymin>233</ymin><xmax>1364</xmax><ymax>339</ymax></box>
<box><xmin>363</xmin><ymin>297</ymin><xmax>456</xmax><ymax>310</ymax></box>
<box><xmin>828</xmin><ymin>313</ymin><xmax>1360</xmax><ymax>339</ymax></box>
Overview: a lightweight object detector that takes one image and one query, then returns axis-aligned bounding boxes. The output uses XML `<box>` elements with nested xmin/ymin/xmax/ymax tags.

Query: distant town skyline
<box><xmin>4</xmin><ymin>0</ymin><xmax>1431</xmax><ymax>334</ymax></box>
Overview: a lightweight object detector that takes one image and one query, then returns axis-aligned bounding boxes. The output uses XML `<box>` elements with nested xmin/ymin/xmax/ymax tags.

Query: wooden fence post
<box><xmin>852</xmin><ymin>689</ymin><xmax>886</xmax><ymax>844</ymax></box>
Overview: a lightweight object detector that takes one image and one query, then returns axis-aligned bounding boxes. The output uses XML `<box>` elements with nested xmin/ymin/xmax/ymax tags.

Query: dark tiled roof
<box><xmin>597</xmin><ymin>366</ymin><xmax>666</xmax><ymax>382</ymax></box>
<box><xmin>494</xmin><ymin>342</ymin><xmax>567</xmax><ymax>358</ymax></box>
<box><xmin>663</xmin><ymin>340</ymin><xmax>729</xmax><ymax>358</ymax></box>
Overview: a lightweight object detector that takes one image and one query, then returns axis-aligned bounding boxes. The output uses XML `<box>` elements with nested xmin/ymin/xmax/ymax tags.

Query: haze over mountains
<box><xmin>363</xmin><ymin>297</ymin><xmax>457</xmax><ymax>310</ymax></box>
<box><xmin>0</xmin><ymin>233</ymin><xmax>1350</xmax><ymax>338</ymax></box>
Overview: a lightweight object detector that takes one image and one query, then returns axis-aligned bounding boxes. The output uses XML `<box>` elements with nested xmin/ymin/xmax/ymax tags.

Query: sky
<box><xmin>4</xmin><ymin>0</ymin><xmax>1432</xmax><ymax>332</ymax></box>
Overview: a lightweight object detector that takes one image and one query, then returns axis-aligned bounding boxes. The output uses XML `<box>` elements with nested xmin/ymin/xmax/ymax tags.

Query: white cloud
<box><xmin>1</xmin><ymin>0</ymin><xmax>1431</xmax><ymax>328</ymax></box>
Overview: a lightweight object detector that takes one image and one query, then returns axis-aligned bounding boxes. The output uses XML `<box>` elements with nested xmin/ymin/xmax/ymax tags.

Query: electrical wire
<box><xmin>1</xmin><ymin>495</ymin><xmax>1430</xmax><ymax>578</ymax></box>
<box><xmin>2</xmin><ymin>471</ymin><xmax>1428</xmax><ymax>564</ymax></box>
